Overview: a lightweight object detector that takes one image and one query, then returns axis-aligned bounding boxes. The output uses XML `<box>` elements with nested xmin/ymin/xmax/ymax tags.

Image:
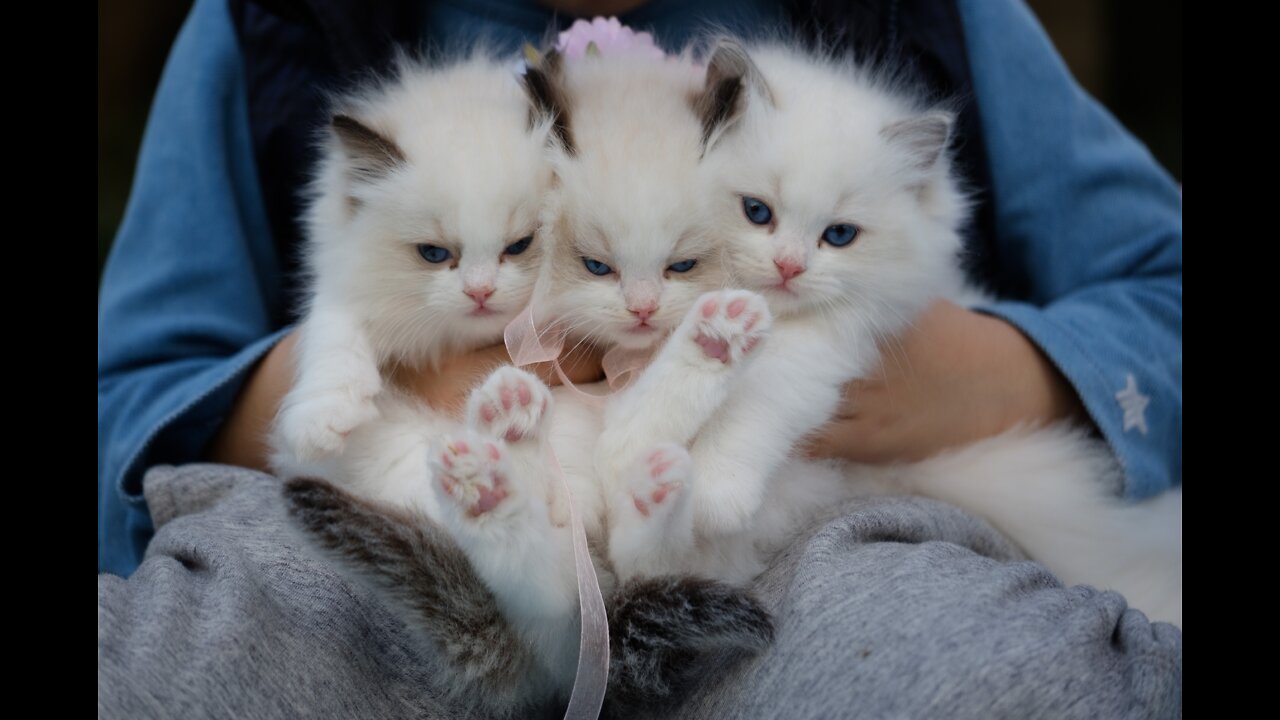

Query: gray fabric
<box><xmin>98</xmin><ymin>465</ymin><xmax>1181</xmax><ymax>719</ymax></box>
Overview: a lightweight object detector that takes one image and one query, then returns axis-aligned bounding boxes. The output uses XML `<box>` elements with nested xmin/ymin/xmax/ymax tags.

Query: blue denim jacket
<box><xmin>98</xmin><ymin>0</ymin><xmax>1183</xmax><ymax>575</ymax></box>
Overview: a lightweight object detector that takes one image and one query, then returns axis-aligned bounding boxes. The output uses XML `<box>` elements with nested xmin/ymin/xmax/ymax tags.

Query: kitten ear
<box><xmin>881</xmin><ymin>111</ymin><xmax>954</xmax><ymax>172</ymax></box>
<box><xmin>521</xmin><ymin>49</ymin><xmax>575</xmax><ymax>155</ymax></box>
<box><xmin>694</xmin><ymin>39</ymin><xmax>772</xmax><ymax>154</ymax></box>
<box><xmin>331</xmin><ymin>114</ymin><xmax>406</xmax><ymax>182</ymax></box>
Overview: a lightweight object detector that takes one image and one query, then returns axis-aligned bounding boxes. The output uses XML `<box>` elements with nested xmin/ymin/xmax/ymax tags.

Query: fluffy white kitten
<box><xmin>688</xmin><ymin>41</ymin><xmax>1182</xmax><ymax>624</ymax></box>
<box><xmin>270</xmin><ymin>55</ymin><xmax>554</xmax><ymax>492</ymax></box>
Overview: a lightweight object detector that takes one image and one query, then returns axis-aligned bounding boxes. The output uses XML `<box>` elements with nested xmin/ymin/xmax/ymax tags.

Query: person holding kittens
<box><xmin>98</xmin><ymin>0</ymin><xmax>1181</xmax><ymax>717</ymax></box>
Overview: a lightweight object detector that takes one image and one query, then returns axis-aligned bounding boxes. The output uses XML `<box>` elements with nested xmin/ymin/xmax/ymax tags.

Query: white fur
<box><xmin>271</xmin><ymin>54</ymin><xmax>554</xmax><ymax>475</ymax></box>
<box><xmin>864</xmin><ymin>426</ymin><xmax>1183</xmax><ymax>625</ymax></box>
<box><xmin>678</xmin><ymin>43</ymin><xmax>1182</xmax><ymax>624</ymax></box>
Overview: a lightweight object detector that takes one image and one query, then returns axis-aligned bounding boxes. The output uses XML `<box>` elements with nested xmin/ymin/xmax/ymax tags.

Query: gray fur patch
<box><xmin>606</xmin><ymin>576</ymin><xmax>774</xmax><ymax>713</ymax></box>
<box><xmin>282</xmin><ymin>478</ymin><xmax>559</xmax><ymax>718</ymax></box>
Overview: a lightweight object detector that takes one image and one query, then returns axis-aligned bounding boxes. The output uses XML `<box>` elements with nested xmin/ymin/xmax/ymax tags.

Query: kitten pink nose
<box><xmin>465</xmin><ymin>286</ymin><xmax>495</xmax><ymax>305</ymax></box>
<box><xmin>628</xmin><ymin>303</ymin><xmax>658</xmax><ymax>321</ymax></box>
<box><xmin>774</xmin><ymin>258</ymin><xmax>806</xmax><ymax>280</ymax></box>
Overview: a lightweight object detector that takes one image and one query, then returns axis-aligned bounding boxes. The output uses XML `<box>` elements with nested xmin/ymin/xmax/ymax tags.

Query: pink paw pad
<box><xmin>434</xmin><ymin>437</ymin><xmax>511</xmax><ymax>518</ymax></box>
<box><xmin>632</xmin><ymin>483</ymin><xmax>677</xmax><ymax>518</ymax></box>
<box><xmin>689</xmin><ymin>291</ymin><xmax>772</xmax><ymax>365</ymax></box>
<box><xmin>695</xmin><ymin>333</ymin><xmax>731</xmax><ymax>362</ymax></box>
<box><xmin>470</xmin><ymin>482</ymin><xmax>509</xmax><ymax>517</ymax></box>
<box><xmin>630</xmin><ymin>444</ymin><xmax>690</xmax><ymax>519</ymax></box>
<box><xmin>467</xmin><ymin>367</ymin><xmax>552</xmax><ymax>443</ymax></box>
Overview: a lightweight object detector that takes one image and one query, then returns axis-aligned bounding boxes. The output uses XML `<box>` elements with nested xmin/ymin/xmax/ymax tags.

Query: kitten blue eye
<box><xmin>822</xmin><ymin>224</ymin><xmax>860</xmax><ymax>248</ymax></box>
<box><xmin>417</xmin><ymin>244</ymin><xmax>452</xmax><ymax>264</ymax></box>
<box><xmin>583</xmin><ymin>257</ymin><xmax>614</xmax><ymax>276</ymax></box>
<box><xmin>667</xmin><ymin>259</ymin><xmax>697</xmax><ymax>273</ymax></box>
<box><xmin>505</xmin><ymin>236</ymin><xmax>533</xmax><ymax>256</ymax></box>
<box><xmin>742</xmin><ymin>196</ymin><xmax>773</xmax><ymax>226</ymax></box>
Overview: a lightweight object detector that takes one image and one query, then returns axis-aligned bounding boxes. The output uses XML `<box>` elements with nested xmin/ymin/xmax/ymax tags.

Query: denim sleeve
<box><xmin>957</xmin><ymin>0</ymin><xmax>1182</xmax><ymax>499</ymax></box>
<box><xmin>97</xmin><ymin>0</ymin><xmax>289</xmax><ymax>575</ymax></box>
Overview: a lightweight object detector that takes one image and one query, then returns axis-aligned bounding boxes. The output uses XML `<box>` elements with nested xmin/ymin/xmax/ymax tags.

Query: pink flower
<box><xmin>555</xmin><ymin>17</ymin><xmax>666</xmax><ymax>61</ymax></box>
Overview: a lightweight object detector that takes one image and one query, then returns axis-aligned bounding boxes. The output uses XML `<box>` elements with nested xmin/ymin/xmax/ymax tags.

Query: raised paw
<box><xmin>465</xmin><ymin>367</ymin><xmax>552</xmax><ymax>442</ymax></box>
<box><xmin>687</xmin><ymin>290</ymin><xmax>771</xmax><ymax>365</ymax></box>
<box><xmin>430</xmin><ymin>433</ymin><xmax>513</xmax><ymax>519</ymax></box>
<box><xmin>627</xmin><ymin>443</ymin><xmax>693</xmax><ymax>520</ymax></box>
<box><xmin>277</xmin><ymin>382</ymin><xmax>382</xmax><ymax>462</ymax></box>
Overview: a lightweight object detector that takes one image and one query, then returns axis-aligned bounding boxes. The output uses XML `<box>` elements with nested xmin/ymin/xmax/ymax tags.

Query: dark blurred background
<box><xmin>97</xmin><ymin>0</ymin><xmax>1182</xmax><ymax>276</ymax></box>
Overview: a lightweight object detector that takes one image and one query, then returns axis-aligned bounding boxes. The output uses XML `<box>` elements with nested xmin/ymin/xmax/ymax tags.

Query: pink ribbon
<box><xmin>504</xmin><ymin>303</ymin><xmax>651</xmax><ymax>400</ymax></box>
<box><xmin>503</xmin><ymin>303</ymin><xmax>611</xmax><ymax>719</ymax></box>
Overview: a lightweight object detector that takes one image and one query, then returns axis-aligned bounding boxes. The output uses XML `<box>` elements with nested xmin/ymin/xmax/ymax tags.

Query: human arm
<box><xmin>97</xmin><ymin>0</ymin><xmax>287</xmax><ymax>576</ymax></box>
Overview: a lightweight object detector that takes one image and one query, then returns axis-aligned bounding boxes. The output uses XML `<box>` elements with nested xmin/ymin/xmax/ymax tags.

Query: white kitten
<box><xmin>692</xmin><ymin>41</ymin><xmax>1181</xmax><ymax>624</ymax></box>
<box><xmin>687</xmin><ymin>41</ymin><xmax>968</xmax><ymax>541</ymax></box>
<box><xmin>270</xmin><ymin>54</ymin><xmax>554</xmax><ymax>497</ymax></box>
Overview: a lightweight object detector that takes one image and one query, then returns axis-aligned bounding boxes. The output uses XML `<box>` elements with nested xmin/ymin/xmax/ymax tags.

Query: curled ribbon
<box><xmin>504</xmin><ymin>303</ymin><xmax>651</xmax><ymax>399</ymax></box>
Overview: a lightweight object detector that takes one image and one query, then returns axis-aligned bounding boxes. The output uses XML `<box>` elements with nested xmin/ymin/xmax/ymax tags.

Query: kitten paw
<box><xmin>627</xmin><ymin>443</ymin><xmax>692</xmax><ymax>520</ymax></box>
<box><xmin>430</xmin><ymin>433</ymin><xmax>512</xmax><ymax>519</ymax></box>
<box><xmin>466</xmin><ymin>367</ymin><xmax>552</xmax><ymax>442</ymax></box>
<box><xmin>688</xmin><ymin>290</ymin><xmax>771</xmax><ymax>366</ymax></box>
<box><xmin>278</xmin><ymin>380</ymin><xmax>382</xmax><ymax>462</ymax></box>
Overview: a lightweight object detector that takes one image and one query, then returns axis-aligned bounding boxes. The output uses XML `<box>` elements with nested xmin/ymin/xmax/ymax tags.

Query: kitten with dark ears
<box><xmin>672</xmin><ymin>41</ymin><xmax>1181</xmax><ymax>623</ymax></box>
<box><xmin>270</xmin><ymin>55</ymin><xmax>553</xmax><ymax>496</ymax></box>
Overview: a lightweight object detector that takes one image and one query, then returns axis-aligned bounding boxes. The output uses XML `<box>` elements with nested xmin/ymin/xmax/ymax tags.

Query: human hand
<box><xmin>806</xmin><ymin>300</ymin><xmax>1085</xmax><ymax>464</ymax></box>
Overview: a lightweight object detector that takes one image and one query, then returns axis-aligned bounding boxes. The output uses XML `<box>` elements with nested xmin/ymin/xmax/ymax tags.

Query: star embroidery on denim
<box><xmin>1115</xmin><ymin>374</ymin><xmax>1150</xmax><ymax>436</ymax></box>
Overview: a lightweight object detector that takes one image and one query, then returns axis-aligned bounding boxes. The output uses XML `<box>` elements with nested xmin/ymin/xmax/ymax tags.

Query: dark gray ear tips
<box><xmin>697</xmin><ymin>73</ymin><xmax>745</xmax><ymax>149</ymax></box>
<box><xmin>705</xmin><ymin>40</ymin><xmax>750</xmax><ymax>90</ymax></box>
<box><xmin>521</xmin><ymin>49</ymin><xmax>576</xmax><ymax>155</ymax></box>
<box><xmin>331</xmin><ymin>114</ymin><xmax>406</xmax><ymax>181</ymax></box>
<box><xmin>881</xmin><ymin>111</ymin><xmax>954</xmax><ymax>170</ymax></box>
<box><xmin>696</xmin><ymin>39</ymin><xmax>771</xmax><ymax>153</ymax></box>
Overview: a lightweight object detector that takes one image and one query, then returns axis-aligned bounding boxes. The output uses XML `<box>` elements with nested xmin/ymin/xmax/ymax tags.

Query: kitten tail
<box><xmin>606</xmin><ymin>576</ymin><xmax>774</xmax><ymax>714</ymax></box>
<box><xmin>282</xmin><ymin>478</ymin><xmax>560</xmax><ymax>717</ymax></box>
